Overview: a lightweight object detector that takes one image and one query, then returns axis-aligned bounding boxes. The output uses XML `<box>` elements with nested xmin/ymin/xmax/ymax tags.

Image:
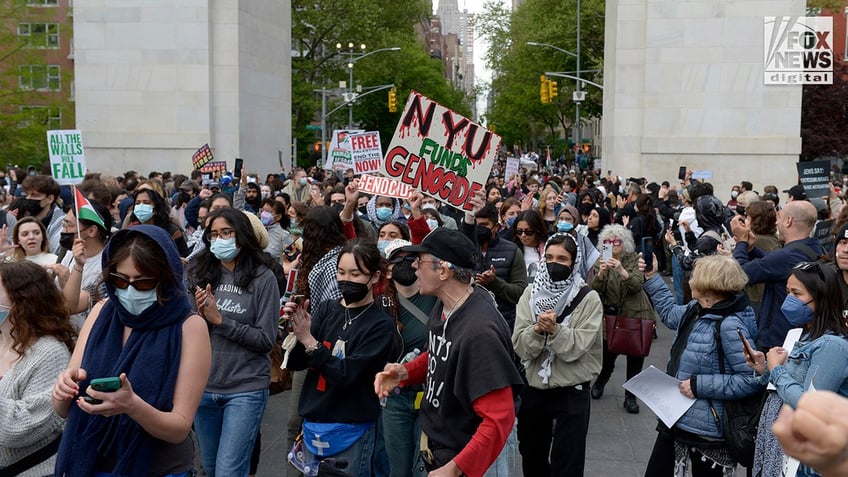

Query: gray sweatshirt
<box><xmin>206</xmin><ymin>266</ymin><xmax>280</xmax><ymax>394</ymax></box>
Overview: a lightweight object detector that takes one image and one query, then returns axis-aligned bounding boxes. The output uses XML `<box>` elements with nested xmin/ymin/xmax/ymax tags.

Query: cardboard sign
<box><xmin>192</xmin><ymin>144</ymin><xmax>214</xmax><ymax>169</ymax></box>
<box><xmin>323</xmin><ymin>129</ymin><xmax>364</xmax><ymax>170</ymax></box>
<box><xmin>691</xmin><ymin>170</ymin><xmax>713</xmax><ymax>180</ymax></box>
<box><xmin>350</xmin><ymin>131</ymin><xmax>383</xmax><ymax>175</ymax></box>
<box><xmin>358</xmin><ymin>175</ymin><xmax>413</xmax><ymax>199</ymax></box>
<box><xmin>504</xmin><ymin>157</ymin><xmax>519</xmax><ymax>181</ymax></box>
<box><xmin>797</xmin><ymin>160</ymin><xmax>830</xmax><ymax>198</ymax></box>
<box><xmin>813</xmin><ymin>218</ymin><xmax>834</xmax><ymax>251</ymax></box>
<box><xmin>200</xmin><ymin>161</ymin><xmax>227</xmax><ymax>174</ymax></box>
<box><xmin>381</xmin><ymin>91</ymin><xmax>501</xmax><ymax>211</ymax></box>
<box><xmin>47</xmin><ymin>129</ymin><xmax>86</xmax><ymax>185</ymax></box>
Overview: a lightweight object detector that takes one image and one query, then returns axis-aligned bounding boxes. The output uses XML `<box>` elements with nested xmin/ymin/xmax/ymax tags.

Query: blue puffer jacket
<box><xmin>643</xmin><ymin>275</ymin><xmax>763</xmax><ymax>438</ymax></box>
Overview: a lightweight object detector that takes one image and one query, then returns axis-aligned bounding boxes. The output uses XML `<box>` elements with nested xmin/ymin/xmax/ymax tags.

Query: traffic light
<box><xmin>540</xmin><ymin>75</ymin><xmax>549</xmax><ymax>104</ymax></box>
<box><xmin>388</xmin><ymin>87</ymin><xmax>397</xmax><ymax>112</ymax></box>
<box><xmin>547</xmin><ymin>79</ymin><xmax>558</xmax><ymax>101</ymax></box>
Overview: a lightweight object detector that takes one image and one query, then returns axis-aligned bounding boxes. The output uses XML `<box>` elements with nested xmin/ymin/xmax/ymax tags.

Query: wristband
<box><xmin>73</xmin><ymin>266</ymin><xmax>84</xmax><ymax>273</ymax></box>
<box><xmin>305</xmin><ymin>341</ymin><xmax>322</xmax><ymax>355</ymax></box>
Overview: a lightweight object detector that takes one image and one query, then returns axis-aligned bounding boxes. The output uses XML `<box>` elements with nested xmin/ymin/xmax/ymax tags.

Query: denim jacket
<box><xmin>765</xmin><ymin>333</ymin><xmax>848</xmax><ymax>408</ymax></box>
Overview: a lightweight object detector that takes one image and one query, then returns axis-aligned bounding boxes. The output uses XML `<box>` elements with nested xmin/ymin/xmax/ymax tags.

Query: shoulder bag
<box><xmin>604</xmin><ymin>314</ymin><xmax>655</xmax><ymax>357</ymax></box>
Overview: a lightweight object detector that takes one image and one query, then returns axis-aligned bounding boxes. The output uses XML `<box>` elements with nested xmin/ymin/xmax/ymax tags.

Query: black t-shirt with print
<box><xmin>420</xmin><ymin>287</ymin><xmax>524</xmax><ymax>454</ymax></box>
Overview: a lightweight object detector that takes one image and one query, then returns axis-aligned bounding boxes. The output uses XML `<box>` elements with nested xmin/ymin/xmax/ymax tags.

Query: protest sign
<box><xmin>192</xmin><ymin>144</ymin><xmax>214</xmax><ymax>169</ymax></box>
<box><xmin>813</xmin><ymin>218</ymin><xmax>834</xmax><ymax>251</ymax></box>
<box><xmin>200</xmin><ymin>161</ymin><xmax>227</xmax><ymax>174</ymax></box>
<box><xmin>504</xmin><ymin>157</ymin><xmax>519</xmax><ymax>181</ymax></box>
<box><xmin>358</xmin><ymin>174</ymin><xmax>413</xmax><ymax>199</ymax></box>
<box><xmin>381</xmin><ymin>91</ymin><xmax>501</xmax><ymax>211</ymax></box>
<box><xmin>48</xmin><ymin>129</ymin><xmax>86</xmax><ymax>185</ymax></box>
<box><xmin>691</xmin><ymin>170</ymin><xmax>713</xmax><ymax>180</ymax></box>
<box><xmin>797</xmin><ymin>160</ymin><xmax>830</xmax><ymax>198</ymax></box>
<box><xmin>323</xmin><ymin>129</ymin><xmax>364</xmax><ymax>170</ymax></box>
<box><xmin>350</xmin><ymin>131</ymin><xmax>382</xmax><ymax>175</ymax></box>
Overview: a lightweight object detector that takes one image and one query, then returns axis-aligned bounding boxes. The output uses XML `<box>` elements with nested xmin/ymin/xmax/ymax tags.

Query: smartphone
<box><xmin>602</xmin><ymin>243</ymin><xmax>613</xmax><ymax>261</ymax></box>
<box><xmin>291</xmin><ymin>294</ymin><xmax>306</xmax><ymax>307</ymax></box>
<box><xmin>641</xmin><ymin>237</ymin><xmax>654</xmax><ymax>272</ymax></box>
<box><xmin>84</xmin><ymin>377</ymin><xmax>122</xmax><ymax>404</ymax></box>
<box><xmin>737</xmin><ymin>328</ymin><xmax>756</xmax><ymax>357</ymax></box>
<box><xmin>678</xmin><ymin>166</ymin><xmax>687</xmax><ymax>181</ymax></box>
<box><xmin>233</xmin><ymin>158</ymin><xmax>244</xmax><ymax>179</ymax></box>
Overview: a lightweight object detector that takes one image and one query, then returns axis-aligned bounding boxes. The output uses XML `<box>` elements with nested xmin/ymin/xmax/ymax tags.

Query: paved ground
<box><xmin>254</xmin><ymin>282</ymin><xmax>747</xmax><ymax>476</ymax></box>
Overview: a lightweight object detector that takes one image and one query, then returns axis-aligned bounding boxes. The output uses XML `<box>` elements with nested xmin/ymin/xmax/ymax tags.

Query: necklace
<box><xmin>443</xmin><ymin>286</ymin><xmax>473</xmax><ymax>320</ymax></box>
<box><xmin>344</xmin><ymin>302</ymin><xmax>374</xmax><ymax>330</ymax></box>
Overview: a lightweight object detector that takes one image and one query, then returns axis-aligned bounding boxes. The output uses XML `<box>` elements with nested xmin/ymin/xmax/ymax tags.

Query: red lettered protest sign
<box><xmin>381</xmin><ymin>91</ymin><xmax>501</xmax><ymax>211</ymax></box>
<box><xmin>358</xmin><ymin>174</ymin><xmax>413</xmax><ymax>199</ymax></box>
<box><xmin>350</xmin><ymin>131</ymin><xmax>382</xmax><ymax>174</ymax></box>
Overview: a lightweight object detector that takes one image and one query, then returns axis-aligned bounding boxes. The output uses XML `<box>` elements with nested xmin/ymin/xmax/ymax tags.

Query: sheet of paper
<box><xmin>623</xmin><ymin>365</ymin><xmax>696</xmax><ymax>428</ymax></box>
<box><xmin>767</xmin><ymin>328</ymin><xmax>803</xmax><ymax>391</ymax></box>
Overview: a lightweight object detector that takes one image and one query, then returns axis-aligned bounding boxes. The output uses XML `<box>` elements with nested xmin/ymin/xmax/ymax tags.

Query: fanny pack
<box><xmin>302</xmin><ymin>420</ymin><xmax>373</xmax><ymax>457</ymax></box>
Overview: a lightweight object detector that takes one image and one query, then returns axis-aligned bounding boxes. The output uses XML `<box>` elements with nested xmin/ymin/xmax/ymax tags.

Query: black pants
<box><xmin>645</xmin><ymin>428</ymin><xmax>725</xmax><ymax>477</ymax></box>
<box><xmin>517</xmin><ymin>384</ymin><xmax>591</xmax><ymax>477</ymax></box>
<box><xmin>598</xmin><ymin>340</ymin><xmax>645</xmax><ymax>397</ymax></box>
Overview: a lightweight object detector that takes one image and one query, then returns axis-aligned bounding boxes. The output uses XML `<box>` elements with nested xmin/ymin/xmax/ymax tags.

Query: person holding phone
<box><xmin>590</xmin><ymin>224</ymin><xmax>654</xmax><ymax>413</ymax></box>
<box><xmin>744</xmin><ymin>261</ymin><xmax>848</xmax><ymax>477</ymax></box>
<box><xmin>51</xmin><ymin>225</ymin><xmax>211</xmax><ymax>477</ymax></box>
<box><xmin>639</xmin><ymin>254</ymin><xmax>761</xmax><ymax>476</ymax></box>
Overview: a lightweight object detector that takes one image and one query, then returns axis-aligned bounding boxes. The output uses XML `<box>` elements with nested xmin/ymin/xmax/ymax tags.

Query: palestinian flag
<box><xmin>75</xmin><ymin>187</ymin><xmax>106</xmax><ymax>230</ymax></box>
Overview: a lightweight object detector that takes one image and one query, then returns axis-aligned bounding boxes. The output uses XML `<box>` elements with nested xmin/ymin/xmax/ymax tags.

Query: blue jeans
<box><xmin>302</xmin><ymin>422</ymin><xmax>376</xmax><ymax>477</ymax></box>
<box><xmin>194</xmin><ymin>388</ymin><xmax>269</xmax><ymax>477</ymax></box>
<box><xmin>382</xmin><ymin>389</ymin><xmax>426</xmax><ymax>477</ymax></box>
<box><xmin>484</xmin><ymin>418</ymin><xmax>517</xmax><ymax>477</ymax></box>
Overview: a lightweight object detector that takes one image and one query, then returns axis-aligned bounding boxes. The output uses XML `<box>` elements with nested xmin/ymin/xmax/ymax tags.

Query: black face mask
<box><xmin>358</xmin><ymin>206</ymin><xmax>368</xmax><ymax>215</ymax></box>
<box><xmin>59</xmin><ymin>232</ymin><xmax>76</xmax><ymax>251</ymax></box>
<box><xmin>24</xmin><ymin>198</ymin><xmax>44</xmax><ymax>217</ymax></box>
<box><xmin>392</xmin><ymin>261</ymin><xmax>418</xmax><ymax>286</ymax></box>
<box><xmin>547</xmin><ymin>262</ymin><xmax>572</xmax><ymax>282</ymax></box>
<box><xmin>332</xmin><ymin>203</ymin><xmax>344</xmax><ymax>214</ymax></box>
<box><xmin>578</xmin><ymin>202</ymin><xmax>594</xmax><ymax>217</ymax></box>
<box><xmin>476</xmin><ymin>225</ymin><xmax>493</xmax><ymax>244</ymax></box>
<box><xmin>180</xmin><ymin>192</ymin><xmax>192</xmax><ymax>204</ymax></box>
<box><xmin>338</xmin><ymin>280</ymin><xmax>371</xmax><ymax>304</ymax></box>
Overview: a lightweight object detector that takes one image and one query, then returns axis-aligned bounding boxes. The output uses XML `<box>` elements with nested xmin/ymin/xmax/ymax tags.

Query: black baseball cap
<box><xmin>783</xmin><ymin>185</ymin><xmax>807</xmax><ymax>201</ymax></box>
<box><xmin>401</xmin><ymin>228</ymin><xmax>479</xmax><ymax>270</ymax></box>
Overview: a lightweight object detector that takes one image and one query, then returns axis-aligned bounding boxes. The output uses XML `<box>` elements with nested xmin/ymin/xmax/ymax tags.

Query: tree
<box><xmin>800</xmin><ymin>56</ymin><xmax>848</xmax><ymax>161</ymax></box>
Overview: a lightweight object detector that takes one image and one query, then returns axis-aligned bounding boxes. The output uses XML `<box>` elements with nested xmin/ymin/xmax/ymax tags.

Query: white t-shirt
<box><xmin>523</xmin><ymin>245</ymin><xmax>542</xmax><ymax>284</ymax></box>
<box><xmin>60</xmin><ymin>250</ymin><xmax>103</xmax><ymax>330</ymax></box>
<box><xmin>26</xmin><ymin>252</ymin><xmax>58</xmax><ymax>267</ymax></box>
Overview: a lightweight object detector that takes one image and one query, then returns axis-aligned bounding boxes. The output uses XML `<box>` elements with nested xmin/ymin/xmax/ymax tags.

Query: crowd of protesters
<box><xmin>0</xmin><ymin>157</ymin><xmax>847</xmax><ymax>477</ymax></box>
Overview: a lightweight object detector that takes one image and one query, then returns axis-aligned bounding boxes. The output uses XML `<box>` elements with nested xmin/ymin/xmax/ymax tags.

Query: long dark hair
<box><xmin>295</xmin><ymin>206</ymin><xmax>347</xmax><ymax>297</ymax></box>
<box><xmin>635</xmin><ymin>194</ymin><xmax>657</xmax><ymax>232</ymax></box>
<box><xmin>131</xmin><ymin>188</ymin><xmax>171</xmax><ymax>228</ymax></box>
<box><xmin>511</xmin><ymin>209</ymin><xmax>548</xmax><ymax>248</ymax></box>
<box><xmin>190</xmin><ymin>208</ymin><xmax>272</xmax><ymax>291</ymax></box>
<box><xmin>2</xmin><ymin>261</ymin><xmax>75</xmax><ymax>354</ymax></box>
<box><xmin>791</xmin><ymin>262</ymin><xmax>848</xmax><ymax>341</ymax></box>
<box><xmin>339</xmin><ymin>238</ymin><xmax>383</xmax><ymax>277</ymax></box>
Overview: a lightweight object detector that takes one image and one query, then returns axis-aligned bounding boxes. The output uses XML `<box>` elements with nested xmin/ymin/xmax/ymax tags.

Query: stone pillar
<box><xmin>602</xmin><ymin>0</ymin><xmax>805</xmax><ymax>200</ymax></box>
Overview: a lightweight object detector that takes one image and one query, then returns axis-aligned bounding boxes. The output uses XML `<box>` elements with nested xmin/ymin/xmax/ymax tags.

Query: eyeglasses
<box><xmin>389</xmin><ymin>255</ymin><xmax>416</xmax><ymax>264</ymax></box>
<box><xmin>603</xmin><ymin>239</ymin><xmax>623</xmax><ymax>246</ymax></box>
<box><xmin>515</xmin><ymin>229</ymin><xmax>536</xmax><ymax>236</ymax></box>
<box><xmin>414</xmin><ymin>257</ymin><xmax>443</xmax><ymax>267</ymax></box>
<box><xmin>210</xmin><ymin>228</ymin><xmax>235</xmax><ymax>241</ymax></box>
<box><xmin>110</xmin><ymin>273</ymin><xmax>159</xmax><ymax>291</ymax></box>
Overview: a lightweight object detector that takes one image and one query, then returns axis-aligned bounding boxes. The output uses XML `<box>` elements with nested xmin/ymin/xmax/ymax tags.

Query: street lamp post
<box><xmin>335</xmin><ymin>42</ymin><xmax>401</xmax><ymax>129</ymax></box>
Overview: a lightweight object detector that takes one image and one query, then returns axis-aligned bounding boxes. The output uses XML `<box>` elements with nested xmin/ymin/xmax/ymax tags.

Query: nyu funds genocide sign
<box><xmin>381</xmin><ymin>91</ymin><xmax>501</xmax><ymax>211</ymax></box>
<box><xmin>764</xmin><ymin>16</ymin><xmax>833</xmax><ymax>85</ymax></box>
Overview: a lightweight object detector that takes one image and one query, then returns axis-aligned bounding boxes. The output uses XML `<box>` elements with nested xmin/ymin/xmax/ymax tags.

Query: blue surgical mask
<box><xmin>0</xmin><ymin>305</ymin><xmax>10</xmax><ymax>326</ymax></box>
<box><xmin>377</xmin><ymin>240</ymin><xmax>391</xmax><ymax>255</ymax></box>
<box><xmin>376</xmin><ymin>207</ymin><xmax>393</xmax><ymax>221</ymax></box>
<box><xmin>299</xmin><ymin>177</ymin><xmax>308</xmax><ymax>186</ymax></box>
<box><xmin>210</xmin><ymin>237</ymin><xmax>240</xmax><ymax>262</ymax></box>
<box><xmin>133</xmin><ymin>203</ymin><xmax>154</xmax><ymax>223</ymax></box>
<box><xmin>506</xmin><ymin>217</ymin><xmax>516</xmax><ymax>228</ymax></box>
<box><xmin>781</xmin><ymin>295</ymin><xmax>814</xmax><ymax>326</ymax></box>
<box><xmin>426</xmin><ymin>218</ymin><xmax>439</xmax><ymax>230</ymax></box>
<box><xmin>260</xmin><ymin>210</ymin><xmax>274</xmax><ymax>226</ymax></box>
<box><xmin>114</xmin><ymin>286</ymin><xmax>158</xmax><ymax>315</ymax></box>
<box><xmin>557</xmin><ymin>221</ymin><xmax>574</xmax><ymax>232</ymax></box>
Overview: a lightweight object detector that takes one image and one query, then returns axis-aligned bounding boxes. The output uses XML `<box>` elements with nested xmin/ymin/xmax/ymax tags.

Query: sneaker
<box><xmin>591</xmin><ymin>377</ymin><xmax>608</xmax><ymax>399</ymax></box>
<box><xmin>624</xmin><ymin>395</ymin><xmax>640</xmax><ymax>414</ymax></box>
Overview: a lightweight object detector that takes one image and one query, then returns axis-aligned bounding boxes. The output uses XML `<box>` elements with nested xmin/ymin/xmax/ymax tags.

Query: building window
<box><xmin>18</xmin><ymin>23</ymin><xmax>59</xmax><ymax>48</ymax></box>
<box><xmin>27</xmin><ymin>0</ymin><xmax>59</xmax><ymax>5</ymax></box>
<box><xmin>19</xmin><ymin>106</ymin><xmax>61</xmax><ymax>129</ymax></box>
<box><xmin>19</xmin><ymin>65</ymin><xmax>61</xmax><ymax>91</ymax></box>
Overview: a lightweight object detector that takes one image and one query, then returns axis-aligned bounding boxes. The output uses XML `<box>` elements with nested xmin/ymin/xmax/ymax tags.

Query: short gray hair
<box><xmin>598</xmin><ymin>224</ymin><xmax>636</xmax><ymax>254</ymax></box>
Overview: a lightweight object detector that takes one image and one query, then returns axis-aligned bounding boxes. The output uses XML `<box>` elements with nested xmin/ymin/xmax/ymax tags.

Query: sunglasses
<box><xmin>603</xmin><ymin>239</ymin><xmax>622</xmax><ymax>246</ymax></box>
<box><xmin>793</xmin><ymin>261</ymin><xmax>826</xmax><ymax>280</ymax></box>
<box><xmin>110</xmin><ymin>273</ymin><xmax>159</xmax><ymax>291</ymax></box>
<box><xmin>515</xmin><ymin>229</ymin><xmax>536</xmax><ymax>236</ymax></box>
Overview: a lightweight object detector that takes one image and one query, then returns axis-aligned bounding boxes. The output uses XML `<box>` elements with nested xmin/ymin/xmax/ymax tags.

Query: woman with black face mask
<box><xmin>283</xmin><ymin>238</ymin><xmax>397</xmax><ymax>477</ymax></box>
<box><xmin>512</xmin><ymin>232</ymin><xmax>604</xmax><ymax>477</ymax></box>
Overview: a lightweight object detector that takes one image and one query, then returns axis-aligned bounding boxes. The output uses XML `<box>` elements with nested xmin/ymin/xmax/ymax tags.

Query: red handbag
<box><xmin>604</xmin><ymin>315</ymin><xmax>655</xmax><ymax>357</ymax></box>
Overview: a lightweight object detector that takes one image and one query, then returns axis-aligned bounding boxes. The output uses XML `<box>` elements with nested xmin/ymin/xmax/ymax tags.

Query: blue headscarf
<box><xmin>55</xmin><ymin>225</ymin><xmax>193</xmax><ymax>477</ymax></box>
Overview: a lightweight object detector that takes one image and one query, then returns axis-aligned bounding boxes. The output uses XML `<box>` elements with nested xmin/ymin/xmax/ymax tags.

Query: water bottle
<box><xmin>400</xmin><ymin>348</ymin><xmax>421</xmax><ymax>364</ymax></box>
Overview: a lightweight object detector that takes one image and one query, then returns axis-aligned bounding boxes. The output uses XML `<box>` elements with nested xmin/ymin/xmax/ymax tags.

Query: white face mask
<box><xmin>114</xmin><ymin>285</ymin><xmax>158</xmax><ymax>315</ymax></box>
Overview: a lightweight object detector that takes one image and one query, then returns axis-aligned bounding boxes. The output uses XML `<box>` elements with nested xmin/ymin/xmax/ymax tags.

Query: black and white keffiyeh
<box><xmin>529</xmin><ymin>232</ymin><xmax>587</xmax><ymax>321</ymax></box>
<box><xmin>365</xmin><ymin>196</ymin><xmax>405</xmax><ymax>228</ymax></box>
<box><xmin>307</xmin><ymin>245</ymin><xmax>343</xmax><ymax>310</ymax></box>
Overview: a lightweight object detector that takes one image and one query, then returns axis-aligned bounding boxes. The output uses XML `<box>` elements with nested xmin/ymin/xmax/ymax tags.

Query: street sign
<box><xmin>306</xmin><ymin>125</ymin><xmax>321</xmax><ymax>131</ymax></box>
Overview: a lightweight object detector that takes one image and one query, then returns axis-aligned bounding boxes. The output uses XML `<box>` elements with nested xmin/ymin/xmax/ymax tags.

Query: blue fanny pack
<box><xmin>302</xmin><ymin>420</ymin><xmax>373</xmax><ymax>457</ymax></box>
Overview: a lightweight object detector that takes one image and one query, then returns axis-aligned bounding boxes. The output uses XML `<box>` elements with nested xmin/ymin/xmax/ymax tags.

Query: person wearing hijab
<box><xmin>51</xmin><ymin>225</ymin><xmax>211</xmax><ymax>477</ymax></box>
<box><xmin>365</xmin><ymin>195</ymin><xmax>407</xmax><ymax>230</ymax></box>
<box><xmin>512</xmin><ymin>232</ymin><xmax>604</xmax><ymax>476</ymax></box>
